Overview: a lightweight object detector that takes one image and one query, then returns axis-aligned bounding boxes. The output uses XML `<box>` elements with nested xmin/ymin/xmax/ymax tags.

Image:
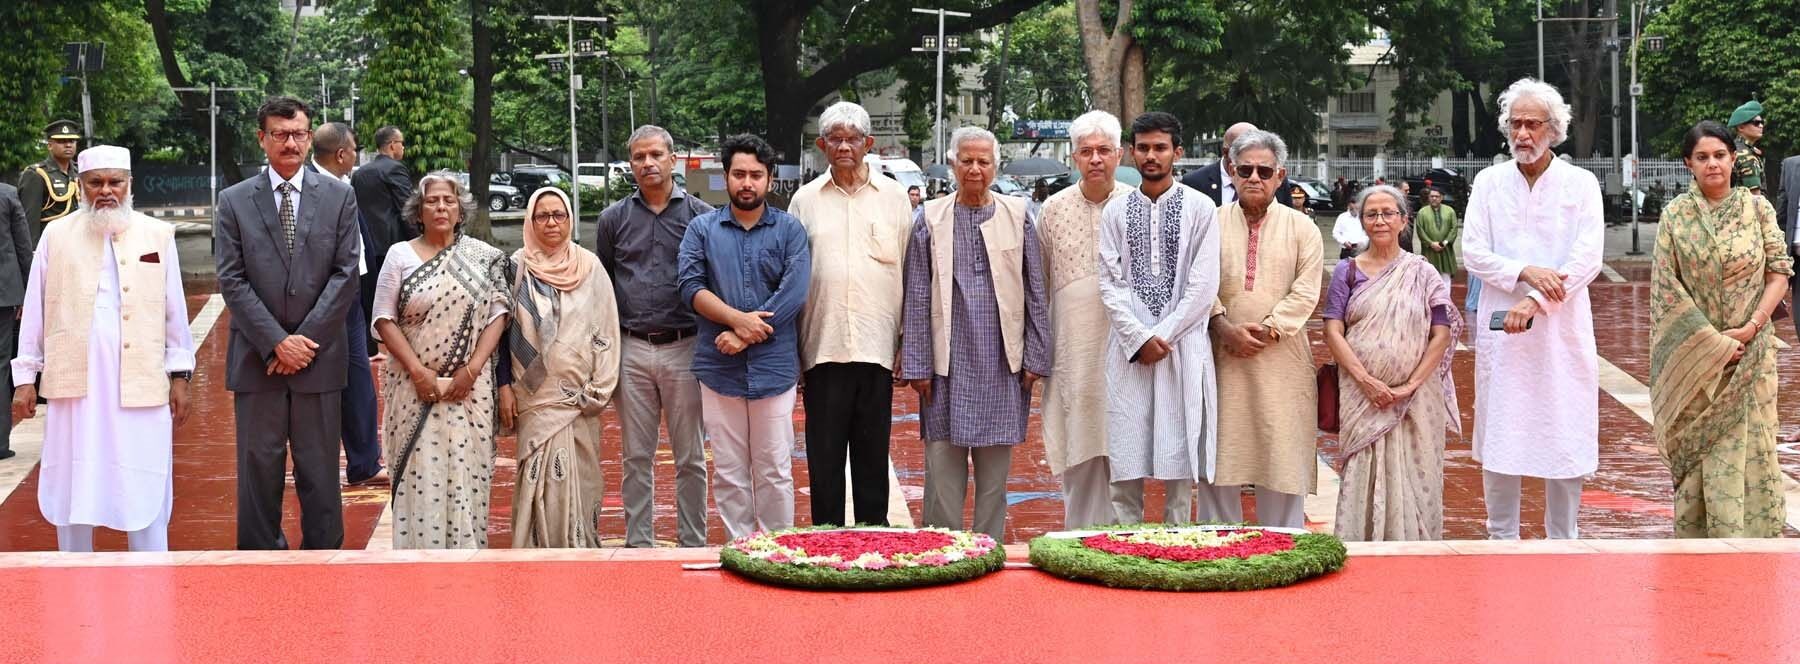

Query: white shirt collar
<box><xmin>269</xmin><ymin>166</ymin><xmax>305</xmax><ymax>192</ymax></box>
<box><xmin>310</xmin><ymin>158</ymin><xmax>349</xmax><ymax>184</ymax></box>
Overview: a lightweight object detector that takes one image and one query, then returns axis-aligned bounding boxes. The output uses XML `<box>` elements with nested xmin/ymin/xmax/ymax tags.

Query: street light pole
<box><xmin>1627</xmin><ymin>2</ymin><xmax>1663</xmax><ymax>256</ymax></box>
<box><xmin>172</xmin><ymin>84</ymin><xmax>254</xmax><ymax>253</ymax></box>
<box><xmin>534</xmin><ymin>14</ymin><xmax>608</xmax><ymax>225</ymax></box>
<box><xmin>912</xmin><ymin>7</ymin><xmax>971</xmax><ymax>166</ymax></box>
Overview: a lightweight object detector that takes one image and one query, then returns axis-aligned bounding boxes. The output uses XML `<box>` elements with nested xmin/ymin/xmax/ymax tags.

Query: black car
<box><xmin>1401</xmin><ymin>168</ymin><xmax>1468</xmax><ymax>210</ymax></box>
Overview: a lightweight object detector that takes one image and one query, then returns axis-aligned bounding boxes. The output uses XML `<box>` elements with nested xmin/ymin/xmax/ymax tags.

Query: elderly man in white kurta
<box><xmin>1038</xmin><ymin>110</ymin><xmax>1135</xmax><ymax>528</ymax></box>
<box><xmin>10</xmin><ymin>146</ymin><xmax>195</xmax><ymax>552</ymax></box>
<box><xmin>1461</xmin><ymin>78</ymin><xmax>1603</xmax><ymax>540</ymax></box>
<box><xmin>1098</xmin><ymin>112</ymin><xmax>1221</xmax><ymax>524</ymax></box>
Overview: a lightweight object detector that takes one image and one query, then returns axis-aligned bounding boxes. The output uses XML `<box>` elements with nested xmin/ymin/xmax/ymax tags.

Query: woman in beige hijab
<box><xmin>501</xmin><ymin>187</ymin><xmax>621</xmax><ymax>548</ymax></box>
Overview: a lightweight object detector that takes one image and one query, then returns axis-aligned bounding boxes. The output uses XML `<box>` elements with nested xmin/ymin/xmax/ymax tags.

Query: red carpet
<box><xmin>2</xmin><ymin>552</ymin><xmax>1795</xmax><ymax>662</ymax></box>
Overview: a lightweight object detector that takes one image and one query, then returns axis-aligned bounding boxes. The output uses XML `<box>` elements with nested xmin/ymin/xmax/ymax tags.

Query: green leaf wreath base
<box><xmin>1028</xmin><ymin>523</ymin><xmax>1348</xmax><ymax>592</ymax></box>
<box><xmin>719</xmin><ymin>526</ymin><xmax>1007</xmax><ymax>591</ymax></box>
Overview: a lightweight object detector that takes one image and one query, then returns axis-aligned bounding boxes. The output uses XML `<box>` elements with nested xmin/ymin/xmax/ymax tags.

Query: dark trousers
<box><xmin>341</xmin><ymin>282</ymin><xmax>382</xmax><ymax>482</ymax></box>
<box><xmin>0</xmin><ymin>307</ymin><xmax>15</xmax><ymax>453</ymax></box>
<box><xmin>802</xmin><ymin>362</ymin><xmax>892</xmax><ymax>526</ymax></box>
<box><xmin>235</xmin><ymin>390</ymin><xmax>345</xmax><ymax>550</ymax></box>
<box><xmin>359</xmin><ymin>265</ymin><xmax>380</xmax><ymax>327</ymax></box>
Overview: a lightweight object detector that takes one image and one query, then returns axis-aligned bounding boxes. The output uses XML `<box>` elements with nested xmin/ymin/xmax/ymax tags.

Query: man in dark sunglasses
<box><xmin>1727</xmin><ymin>100</ymin><xmax>1764</xmax><ymax>196</ymax></box>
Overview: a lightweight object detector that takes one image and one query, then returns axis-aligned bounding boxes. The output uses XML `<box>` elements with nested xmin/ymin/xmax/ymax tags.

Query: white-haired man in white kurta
<box><xmin>10</xmin><ymin>146</ymin><xmax>195</xmax><ymax>552</ymax></box>
<box><xmin>1461</xmin><ymin>79</ymin><xmax>1604</xmax><ymax>539</ymax></box>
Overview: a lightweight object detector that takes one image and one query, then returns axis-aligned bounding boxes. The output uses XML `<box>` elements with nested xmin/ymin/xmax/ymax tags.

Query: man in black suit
<box><xmin>216</xmin><ymin>97</ymin><xmax>360</xmax><ymax>549</ymax></box>
<box><xmin>0</xmin><ymin>184</ymin><xmax>33</xmax><ymax>460</ymax></box>
<box><xmin>1180</xmin><ymin>121</ymin><xmax>1300</xmax><ymax>208</ymax></box>
<box><xmin>309</xmin><ymin>122</ymin><xmax>386</xmax><ymax>486</ymax></box>
<box><xmin>349</xmin><ymin>126</ymin><xmax>414</xmax><ymax>323</ymax></box>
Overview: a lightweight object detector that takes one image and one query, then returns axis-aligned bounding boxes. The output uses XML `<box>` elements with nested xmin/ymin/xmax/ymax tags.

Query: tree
<box><xmin>983</xmin><ymin>1</ymin><xmax>1088</xmax><ymax>136</ymax></box>
<box><xmin>1641</xmin><ymin>0</ymin><xmax>1800</xmax><ymax>159</ymax></box>
<box><xmin>0</xmin><ymin>1</ymin><xmax>167</xmax><ymax>175</ymax></box>
<box><xmin>145</xmin><ymin>0</ymin><xmax>289</xmax><ymax>186</ymax></box>
<box><xmin>361</xmin><ymin>0</ymin><xmax>472</xmax><ymax>175</ymax></box>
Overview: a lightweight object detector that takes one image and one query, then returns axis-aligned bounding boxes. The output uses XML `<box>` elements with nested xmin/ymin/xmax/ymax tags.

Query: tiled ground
<box><xmin>0</xmin><ymin>258</ymin><xmax>1794</xmax><ymax>551</ymax></box>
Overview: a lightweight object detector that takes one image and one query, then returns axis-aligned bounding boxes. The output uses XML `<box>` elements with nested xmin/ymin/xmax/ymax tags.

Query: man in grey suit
<box><xmin>0</xmin><ymin>184</ymin><xmax>33</xmax><ymax>460</ymax></box>
<box><xmin>215</xmin><ymin>97</ymin><xmax>360</xmax><ymax>549</ymax></box>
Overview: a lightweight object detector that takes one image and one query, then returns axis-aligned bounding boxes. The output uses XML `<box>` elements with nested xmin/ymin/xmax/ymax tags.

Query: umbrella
<box><xmin>924</xmin><ymin>163</ymin><xmax>952</xmax><ymax>179</ymax></box>
<box><xmin>1002</xmin><ymin>157</ymin><xmax>1068</xmax><ymax>178</ymax></box>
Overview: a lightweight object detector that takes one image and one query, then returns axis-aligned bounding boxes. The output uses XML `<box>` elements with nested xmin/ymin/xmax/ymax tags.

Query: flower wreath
<box><xmin>1028</xmin><ymin>524</ymin><xmax>1347</xmax><ymax>591</ymax></box>
<box><xmin>720</xmin><ymin>526</ymin><xmax>1007</xmax><ymax>590</ymax></box>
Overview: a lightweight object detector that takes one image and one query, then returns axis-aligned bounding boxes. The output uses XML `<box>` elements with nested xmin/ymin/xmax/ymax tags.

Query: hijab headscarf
<box><xmin>519</xmin><ymin>186</ymin><xmax>598</xmax><ymax>291</ymax></box>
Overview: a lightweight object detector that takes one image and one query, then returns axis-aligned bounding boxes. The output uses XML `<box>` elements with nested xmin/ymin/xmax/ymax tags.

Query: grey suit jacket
<box><xmin>0</xmin><ymin>184</ymin><xmax>32</xmax><ymax>307</ymax></box>
<box><xmin>1779</xmin><ymin>155</ymin><xmax>1800</xmax><ymax>255</ymax></box>
<box><xmin>214</xmin><ymin>169</ymin><xmax>360</xmax><ymax>393</ymax></box>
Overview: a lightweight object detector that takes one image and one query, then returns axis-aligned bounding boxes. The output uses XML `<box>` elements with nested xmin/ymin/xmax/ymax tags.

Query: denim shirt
<box><xmin>677</xmin><ymin>204</ymin><xmax>812</xmax><ymax>399</ymax></box>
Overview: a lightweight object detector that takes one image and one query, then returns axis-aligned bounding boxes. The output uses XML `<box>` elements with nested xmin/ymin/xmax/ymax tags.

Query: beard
<box><xmin>1510</xmin><ymin>144</ymin><xmax>1546</xmax><ymax>165</ymax></box>
<box><xmin>84</xmin><ymin>202</ymin><xmax>133</xmax><ymax>236</ymax></box>
<box><xmin>731</xmin><ymin>193</ymin><xmax>765</xmax><ymax>211</ymax></box>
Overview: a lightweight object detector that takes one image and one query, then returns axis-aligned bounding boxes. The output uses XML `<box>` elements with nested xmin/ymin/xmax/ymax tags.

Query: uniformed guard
<box><xmin>15</xmin><ymin>120</ymin><xmax>81</xmax><ymax>244</ymax></box>
<box><xmin>1727</xmin><ymin>100</ymin><xmax>1765</xmax><ymax>196</ymax></box>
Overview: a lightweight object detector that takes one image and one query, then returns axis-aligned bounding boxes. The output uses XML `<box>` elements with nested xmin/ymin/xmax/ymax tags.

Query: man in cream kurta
<box><xmin>11</xmin><ymin>146</ymin><xmax>195</xmax><ymax>552</ymax></box>
<box><xmin>1207</xmin><ymin>130</ymin><xmax>1323</xmax><ymax>528</ymax></box>
<box><xmin>1461</xmin><ymin>80</ymin><xmax>1603</xmax><ymax>540</ymax></box>
<box><xmin>1038</xmin><ymin>110</ymin><xmax>1135</xmax><ymax>528</ymax></box>
<box><xmin>1099</xmin><ymin>174</ymin><xmax>1220</xmax><ymax>525</ymax></box>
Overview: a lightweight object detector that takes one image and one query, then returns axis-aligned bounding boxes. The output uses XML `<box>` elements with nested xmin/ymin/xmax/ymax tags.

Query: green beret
<box><xmin>1727</xmin><ymin>100</ymin><xmax>1763</xmax><ymax>128</ymax></box>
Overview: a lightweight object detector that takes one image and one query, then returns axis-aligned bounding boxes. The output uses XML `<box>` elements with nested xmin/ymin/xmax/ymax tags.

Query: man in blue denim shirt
<box><xmin>676</xmin><ymin>134</ymin><xmax>811</xmax><ymax>539</ymax></box>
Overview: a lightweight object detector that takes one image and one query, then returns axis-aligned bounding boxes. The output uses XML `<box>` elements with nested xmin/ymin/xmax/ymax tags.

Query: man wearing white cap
<box><xmin>9</xmin><ymin>145</ymin><xmax>196</xmax><ymax>552</ymax></box>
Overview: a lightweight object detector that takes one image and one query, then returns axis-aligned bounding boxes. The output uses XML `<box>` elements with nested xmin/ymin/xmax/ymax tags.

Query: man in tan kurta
<box><xmin>1039</xmin><ymin>110</ymin><xmax>1135</xmax><ymax>528</ymax></box>
<box><xmin>1207</xmin><ymin>130</ymin><xmax>1323</xmax><ymax>528</ymax></box>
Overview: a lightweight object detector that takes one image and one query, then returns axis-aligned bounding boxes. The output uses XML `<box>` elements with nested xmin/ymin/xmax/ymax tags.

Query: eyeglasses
<box><xmin>822</xmin><ymin>135</ymin><xmax>867</xmax><ymax>147</ymax></box>
<box><xmin>1076</xmin><ymin>146</ymin><xmax>1118</xmax><ymax>159</ymax></box>
<box><xmin>1362</xmin><ymin>210</ymin><xmax>1403</xmax><ymax>221</ymax></box>
<box><xmin>533</xmin><ymin>211</ymin><xmax>570</xmax><ymax>223</ymax></box>
<box><xmin>1747</xmin><ymin>119</ymin><xmax>1766</xmax><ymax>127</ymax></box>
<box><xmin>266</xmin><ymin>130</ymin><xmax>312</xmax><ymax>144</ymax></box>
<box><xmin>1508</xmin><ymin>118</ymin><xmax>1547</xmax><ymax>133</ymax></box>
<box><xmin>1233</xmin><ymin>164</ymin><xmax>1277</xmax><ymax>180</ymax></box>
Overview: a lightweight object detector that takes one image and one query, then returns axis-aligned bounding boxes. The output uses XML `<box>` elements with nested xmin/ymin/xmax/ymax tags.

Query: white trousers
<box><xmin>1111</xmin><ymin>477</ymin><xmax>1194</xmax><ymax>525</ymax></box>
<box><xmin>1483</xmin><ymin>470</ymin><xmax>1583</xmax><ymax>539</ymax></box>
<box><xmin>1194</xmin><ymin>483</ymin><xmax>1306</xmax><ymax>528</ymax></box>
<box><xmin>700</xmin><ymin>385</ymin><xmax>796</xmax><ymax>540</ymax></box>
<box><xmin>56</xmin><ymin>502</ymin><xmax>171</xmax><ymax>552</ymax></box>
<box><xmin>1061</xmin><ymin>457</ymin><xmax>1119</xmax><ymax>528</ymax></box>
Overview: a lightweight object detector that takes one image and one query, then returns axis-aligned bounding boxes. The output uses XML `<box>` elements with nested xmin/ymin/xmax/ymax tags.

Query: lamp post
<box><xmin>911</xmin><ymin>7</ymin><xmax>972</xmax><ymax>167</ymax></box>
<box><xmin>534</xmin><ymin>14</ymin><xmax>609</xmax><ymax>225</ymax></box>
<box><xmin>1627</xmin><ymin>0</ymin><xmax>1664</xmax><ymax>256</ymax></box>
<box><xmin>171</xmin><ymin>84</ymin><xmax>255</xmax><ymax>253</ymax></box>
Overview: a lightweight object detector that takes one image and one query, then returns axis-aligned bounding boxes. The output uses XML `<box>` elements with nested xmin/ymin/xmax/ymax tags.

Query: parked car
<box><xmin>576</xmin><ymin>162</ymin><xmax>632</xmax><ymax>188</ymax></box>
<box><xmin>509</xmin><ymin>166</ymin><xmax>572</xmax><ymax>193</ymax></box>
<box><xmin>451</xmin><ymin>172</ymin><xmax>526</xmax><ymax>212</ymax></box>
<box><xmin>1291</xmin><ymin>179</ymin><xmax>1336</xmax><ymax>215</ymax></box>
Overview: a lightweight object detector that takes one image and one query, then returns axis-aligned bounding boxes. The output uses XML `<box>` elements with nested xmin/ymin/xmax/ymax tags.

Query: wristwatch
<box><xmin>169</xmin><ymin>371</ymin><xmax>193</xmax><ymax>381</ymax></box>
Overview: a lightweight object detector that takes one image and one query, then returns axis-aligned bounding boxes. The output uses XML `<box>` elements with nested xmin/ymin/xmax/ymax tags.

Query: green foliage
<box><xmin>1375</xmin><ymin>0</ymin><xmax>1505</xmax><ymax>152</ymax></box>
<box><xmin>982</xmin><ymin>3</ymin><xmax>1088</xmax><ymax>129</ymax></box>
<box><xmin>1641</xmin><ymin>0</ymin><xmax>1800</xmax><ymax>159</ymax></box>
<box><xmin>361</xmin><ymin>0</ymin><xmax>472</xmax><ymax>173</ymax></box>
<box><xmin>0</xmin><ymin>0</ymin><xmax>167</xmax><ymax>175</ymax></box>
<box><xmin>1028</xmin><ymin>524</ymin><xmax>1349</xmax><ymax>592</ymax></box>
<box><xmin>1145</xmin><ymin>0</ymin><xmax>1362</xmax><ymax>151</ymax></box>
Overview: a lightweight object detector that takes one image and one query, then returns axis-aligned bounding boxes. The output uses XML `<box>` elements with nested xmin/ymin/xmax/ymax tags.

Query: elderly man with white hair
<box><xmin>788</xmin><ymin>101</ymin><xmax>913</xmax><ymax>527</ymax></box>
<box><xmin>1037</xmin><ymin>109</ymin><xmax>1134</xmax><ymax>528</ymax></box>
<box><xmin>1460</xmin><ymin>78</ymin><xmax>1603</xmax><ymax>540</ymax></box>
<box><xmin>11</xmin><ymin>146</ymin><xmax>195</xmax><ymax>552</ymax></box>
<box><xmin>1206</xmin><ymin>129</ymin><xmax>1324</xmax><ymax>528</ymax></box>
<box><xmin>899</xmin><ymin>125</ymin><xmax>1052</xmax><ymax>538</ymax></box>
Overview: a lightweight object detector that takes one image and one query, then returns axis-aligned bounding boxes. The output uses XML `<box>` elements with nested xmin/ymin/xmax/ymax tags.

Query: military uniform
<box><xmin>1727</xmin><ymin>100</ymin><xmax>1766</xmax><ymax>195</ymax></box>
<box><xmin>16</xmin><ymin>120</ymin><xmax>80</xmax><ymax>244</ymax></box>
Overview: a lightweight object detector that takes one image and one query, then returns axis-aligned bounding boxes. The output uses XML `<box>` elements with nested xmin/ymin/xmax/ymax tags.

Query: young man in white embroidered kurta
<box><xmin>1461</xmin><ymin>80</ymin><xmax>1604</xmax><ymax>540</ymax></box>
<box><xmin>1098</xmin><ymin>112</ymin><xmax>1222</xmax><ymax>524</ymax></box>
<box><xmin>1039</xmin><ymin>110</ymin><xmax>1135</xmax><ymax>528</ymax></box>
<box><xmin>11</xmin><ymin>146</ymin><xmax>195</xmax><ymax>552</ymax></box>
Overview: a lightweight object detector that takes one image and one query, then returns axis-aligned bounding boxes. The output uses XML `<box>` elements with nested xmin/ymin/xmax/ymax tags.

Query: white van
<box><xmin>862</xmin><ymin>155</ymin><xmax>927</xmax><ymax>192</ymax></box>
<box><xmin>576</xmin><ymin>162</ymin><xmax>631</xmax><ymax>187</ymax></box>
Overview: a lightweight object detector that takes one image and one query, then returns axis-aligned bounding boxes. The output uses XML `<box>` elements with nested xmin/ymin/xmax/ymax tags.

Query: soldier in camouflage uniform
<box><xmin>15</xmin><ymin>120</ymin><xmax>80</xmax><ymax>245</ymax></box>
<box><xmin>1727</xmin><ymin>100</ymin><xmax>1765</xmax><ymax>196</ymax></box>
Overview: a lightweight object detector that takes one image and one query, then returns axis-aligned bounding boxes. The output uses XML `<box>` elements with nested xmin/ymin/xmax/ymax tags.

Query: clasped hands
<box><xmin>1352</xmin><ymin>370</ymin><xmax>1419</xmax><ymax>410</ymax></box>
<box><xmin>714</xmin><ymin>309</ymin><xmax>774</xmax><ymax>356</ymax></box>
<box><xmin>264</xmin><ymin>335</ymin><xmax>320</xmax><ymax>375</ymax></box>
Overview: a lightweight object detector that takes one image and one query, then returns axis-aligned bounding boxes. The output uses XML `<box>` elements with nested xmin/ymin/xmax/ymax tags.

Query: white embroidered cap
<box><xmin>77</xmin><ymin>145</ymin><xmax>131</xmax><ymax>173</ymax></box>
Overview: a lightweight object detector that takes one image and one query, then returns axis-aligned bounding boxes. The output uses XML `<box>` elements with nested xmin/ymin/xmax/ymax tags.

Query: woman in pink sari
<box><xmin>1322</xmin><ymin>185</ymin><xmax>1462</xmax><ymax>541</ymax></box>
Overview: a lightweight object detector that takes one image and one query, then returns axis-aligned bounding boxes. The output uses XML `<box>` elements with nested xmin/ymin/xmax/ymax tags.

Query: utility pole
<box><xmin>319</xmin><ymin>72</ymin><xmax>330</xmax><ymax>123</ymax></box>
<box><xmin>533</xmin><ymin>14</ymin><xmax>609</xmax><ymax>226</ymax></box>
<box><xmin>171</xmin><ymin>84</ymin><xmax>255</xmax><ymax>252</ymax></box>
<box><xmin>63</xmin><ymin>42</ymin><xmax>105</xmax><ymax>146</ymax></box>
<box><xmin>1627</xmin><ymin>1</ymin><xmax>1663</xmax><ymax>256</ymax></box>
<box><xmin>911</xmin><ymin>7</ymin><xmax>972</xmax><ymax>167</ymax></box>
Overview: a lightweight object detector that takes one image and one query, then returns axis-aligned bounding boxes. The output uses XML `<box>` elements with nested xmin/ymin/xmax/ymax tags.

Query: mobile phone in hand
<box><xmin>1489</xmin><ymin>310</ymin><xmax>1532</xmax><ymax>331</ymax></box>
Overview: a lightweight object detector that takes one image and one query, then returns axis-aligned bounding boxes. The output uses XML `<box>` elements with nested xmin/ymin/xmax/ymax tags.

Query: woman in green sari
<box><xmin>1649</xmin><ymin>120</ymin><xmax>1791</xmax><ymax>538</ymax></box>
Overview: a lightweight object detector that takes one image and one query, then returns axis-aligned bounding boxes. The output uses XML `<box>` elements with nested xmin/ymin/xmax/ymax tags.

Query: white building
<box><xmin>1316</xmin><ymin>35</ymin><xmax>1459</xmax><ymax>159</ymax></box>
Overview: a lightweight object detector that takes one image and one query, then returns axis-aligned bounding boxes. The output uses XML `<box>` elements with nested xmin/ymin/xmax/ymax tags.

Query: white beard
<box><xmin>1510</xmin><ymin>144</ymin><xmax>1545</xmax><ymax>166</ymax></box>
<box><xmin>84</xmin><ymin>205</ymin><xmax>133</xmax><ymax>236</ymax></box>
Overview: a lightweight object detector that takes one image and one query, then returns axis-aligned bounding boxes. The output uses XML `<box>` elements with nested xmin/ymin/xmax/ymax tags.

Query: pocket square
<box><xmin>139</xmin><ymin>252</ymin><xmax>161</xmax><ymax>264</ymax></box>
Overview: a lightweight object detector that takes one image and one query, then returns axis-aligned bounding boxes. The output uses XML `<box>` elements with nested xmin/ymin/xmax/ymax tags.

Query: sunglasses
<box><xmin>1233</xmin><ymin>164</ymin><xmax>1277</xmax><ymax>180</ymax></box>
<box><xmin>1747</xmin><ymin>119</ymin><xmax>1766</xmax><ymax>127</ymax></box>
